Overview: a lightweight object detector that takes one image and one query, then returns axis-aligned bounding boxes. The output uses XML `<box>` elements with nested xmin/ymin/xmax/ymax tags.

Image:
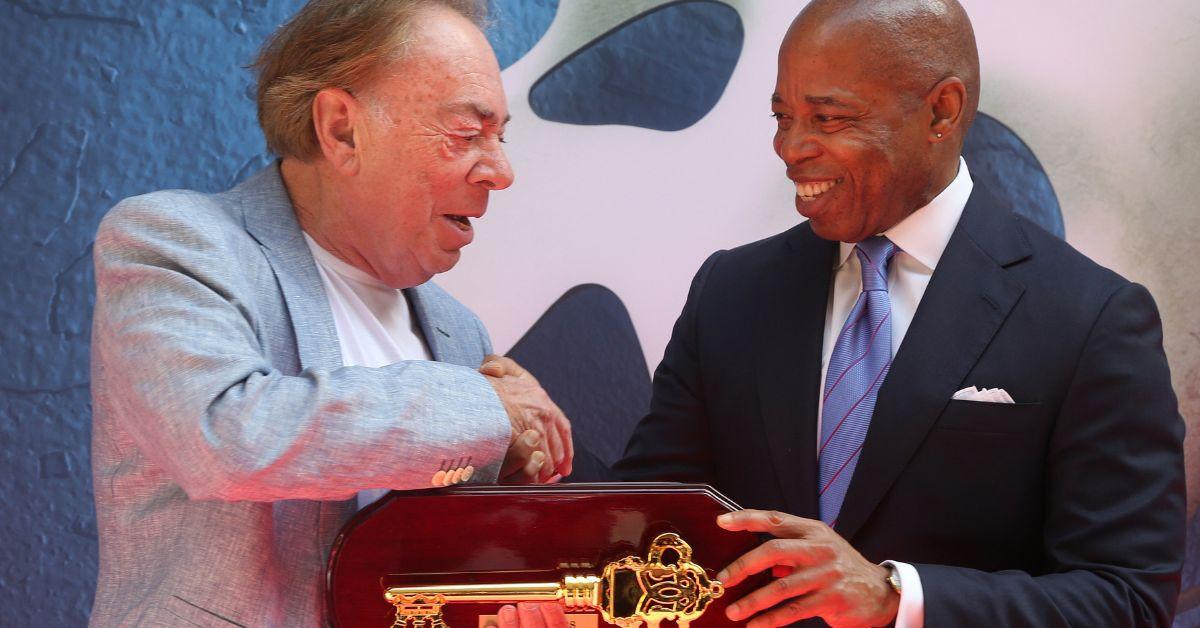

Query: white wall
<box><xmin>438</xmin><ymin>0</ymin><xmax>1200</xmax><ymax>514</ymax></box>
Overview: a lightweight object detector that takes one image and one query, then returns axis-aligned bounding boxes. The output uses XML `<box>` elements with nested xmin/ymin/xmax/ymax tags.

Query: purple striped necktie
<box><xmin>818</xmin><ymin>236</ymin><xmax>898</xmax><ymax>526</ymax></box>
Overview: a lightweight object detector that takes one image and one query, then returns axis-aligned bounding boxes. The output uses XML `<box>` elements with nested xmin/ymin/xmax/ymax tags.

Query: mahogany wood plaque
<box><xmin>326</xmin><ymin>483</ymin><xmax>764</xmax><ymax>627</ymax></box>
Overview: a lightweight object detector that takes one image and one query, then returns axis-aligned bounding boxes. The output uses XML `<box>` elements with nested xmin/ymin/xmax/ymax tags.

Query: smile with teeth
<box><xmin>446</xmin><ymin>214</ymin><xmax>472</xmax><ymax>231</ymax></box>
<box><xmin>795</xmin><ymin>179</ymin><xmax>842</xmax><ymax>202</ymax></box>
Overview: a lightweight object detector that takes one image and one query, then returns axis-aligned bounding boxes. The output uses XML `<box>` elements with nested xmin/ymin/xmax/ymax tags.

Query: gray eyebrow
<box><xmin>445</xmin><ymin>101</ymin><xmax>511</xmax><ymax>125</ymax></box>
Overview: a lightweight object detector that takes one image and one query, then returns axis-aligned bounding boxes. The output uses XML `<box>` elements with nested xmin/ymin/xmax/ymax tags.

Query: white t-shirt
<box><xmin>303</xmin><ymin>233</ymin><xmax>433</xmax><ymax>509</ymax></box>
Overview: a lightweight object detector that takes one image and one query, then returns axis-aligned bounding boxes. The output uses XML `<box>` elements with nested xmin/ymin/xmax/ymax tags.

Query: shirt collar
<box><xmin>836</xmin><ymin>157</ymin><xmax>973</xmax><ymax>271</ymax></box>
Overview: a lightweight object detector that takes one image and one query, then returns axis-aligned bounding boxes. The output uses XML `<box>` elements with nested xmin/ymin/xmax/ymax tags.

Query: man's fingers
<box><xmin>553</xmin><ymin>406</ymin><xmax>574</xmax><ymax>476</ymax></box>
<box><xmin>717</xmin><ymin>510</ymin><xmax>817</xmax><ymax>537</ymax></box>
<box><xmin>516</xmin><ymin>451</ymin><xmax>546</xmax><ymax>483</ymax></box>
<box><xmin>500</xmin><ymin>451</ymin><xmax>544</xmax><ymax>485</ymax></box>
<box><xmin>771</xmin><ymin>565</ymin><xmax>795</xmax><ymax>578</ymax></box>
<box><xmin>484</xmin><ymin>355</ymin><xmax>528</xmax><ymax>378</ymax></box>
<box><xmin>716</xmin><ymin>539</ymin><xmax>812</xmax><ymax>587</ymax></box>
<box><xmin>544</xmin><ymin>413</ymin><xmax>565</xmax><ymax>470</ymax></box>
<box><xmin>724</xmin><ymin>570</ymin><xmax>824</xmax><ymax>623</ymax></box>
<box><xmin>744</xmin><ymin>590</ymin><xmax>832</xmax><ymax>628</ymax></box>
<box><xmin>538</xmin><ymin>602</ymin><xmax>570</xmax><ymax>628</ymax></box>
<box><xmin>479</xmin><ymin>354</ymin><xmax>511</xmax><ymax>377</ymax></box>
<box><xmin>500</xmin><ymin>430</ymin><xmax>541</xmax><ymax>478</ymax></box>
<box><xmin>516</xmin><ymin>602</ymin><xmax>547</xmax><ymax>628</ymax></box>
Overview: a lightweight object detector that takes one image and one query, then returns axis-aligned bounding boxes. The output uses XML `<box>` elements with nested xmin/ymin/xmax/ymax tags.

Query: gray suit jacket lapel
<box><xmin>407</xmin><ymin>284</ymin><xmax>465</xmax><ymax>364</ymax></box>
<box><xmin>237</xmin><ymin>165</ymin><xmax>342</xmax><ymax>372</ymax></box>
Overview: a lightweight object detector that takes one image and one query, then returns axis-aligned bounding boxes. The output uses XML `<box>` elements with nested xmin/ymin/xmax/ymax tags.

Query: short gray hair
<box><xmin>252</xmin><ymin>0</ymin><xmax>488</xmax><ymax>160</ymax></box>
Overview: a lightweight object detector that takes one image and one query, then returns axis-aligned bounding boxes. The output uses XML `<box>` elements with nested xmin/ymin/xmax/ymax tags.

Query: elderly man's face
<box><xmin>346</xmin><ymin>7</ymin><xmax>512</xmax><ymax>288</ymax></box>
<box><xmin>772</xmin><ymin>26</ymin><xmax>935</xmax><ymax>243</ymax></box>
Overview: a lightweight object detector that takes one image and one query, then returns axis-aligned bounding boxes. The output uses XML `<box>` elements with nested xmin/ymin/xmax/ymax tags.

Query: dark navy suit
<box><xmin>614</xmin><ymin>183</ymin><xmax>1186</xmax><ymax>626</ymax></box>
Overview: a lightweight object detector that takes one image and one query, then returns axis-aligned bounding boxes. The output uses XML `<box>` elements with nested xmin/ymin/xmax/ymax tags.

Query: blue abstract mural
<box><xmin>529</xmin><ymin>0</ymin><xmax>743</xmax><ymax>131</ymax></box>
<box><xmin>485</xmin><ymin>0</ymin><xmax>558</xmax><ymax>69</ymax></box>
<box><xmin>1</xmin><ymin>0</ymin><xmax>1192</xmax><ymax>625</ymax></box>
<box><xmin>963</xmin><ymin>111</ymin><xmax>1065</xmax><ymax>238</ymax></box>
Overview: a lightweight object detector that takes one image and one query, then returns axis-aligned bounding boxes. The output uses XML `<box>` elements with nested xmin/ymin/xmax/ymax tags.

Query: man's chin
<box><xmin>423</xmin><ymin>250</ymin><xmax>463</xmax><ymax>279</ymax></box>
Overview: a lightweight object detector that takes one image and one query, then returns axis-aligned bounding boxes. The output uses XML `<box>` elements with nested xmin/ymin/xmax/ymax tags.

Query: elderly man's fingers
<box><xmin>480</xmin><ymin>354</ymin><xmax>526</xmax><ymax>377</ymax></box>
<box><xmin>500</xmin><ymin>430</ymin><xmax>541</xmax><ymax>478</ymax></box>
<box><xmin>516</xmin><ymin>602</ymin><xmax>547</xmax><ymax>628</ymax></box>
<box><xmin>717</xmin><ymin>510</ymin><xmax>819</xmax><ymax>538</ymax></box>
<box><xmin>716</xmin><ymin>539</ymin><xmax>818</xmax><ymax>587</ymax></box>
<box><xmin>503</xmin><ymin>450</ymin><xmax>545</xmax><ymax>484</ymax></box>
<box><xmin>724</xmin><ymin>570</ymin><xmax>826</xmax><ymax>623</ymax></box>
<box><xmin>543</xmin><ymin>411</ymin><xmax>566</xmax><ymax>470</ymax></box>
<box><xmin>551</xmin><ymin>405</ymin><xmax>574</xmax><ymax>476</ymax></box>
<box><xmin>538</xmin><ymin>602</ymin><xmax>570</xmax><ymax>628</ymax></box>
<box><xmin>479</xmin><ymin>354</ymin><xmax>505</xmax><ymax>377</ymax></box>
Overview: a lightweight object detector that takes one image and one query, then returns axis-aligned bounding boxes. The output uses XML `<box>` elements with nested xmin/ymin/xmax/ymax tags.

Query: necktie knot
<box><xmin>855</xmin><ymin>236</ymin><xmax>896</xmax><ymax>293</ymax></box>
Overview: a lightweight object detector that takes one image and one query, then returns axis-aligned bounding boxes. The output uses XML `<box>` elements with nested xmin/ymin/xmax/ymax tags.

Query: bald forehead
<box><xmin>792</xmin><ymin>0</ymin><xmax>963</xmax><ymax>36</ymax></box>
<box><xmin>782</xmin><ymin>0</ymin><xmax>978</xmax><ymax>103</ymax></box>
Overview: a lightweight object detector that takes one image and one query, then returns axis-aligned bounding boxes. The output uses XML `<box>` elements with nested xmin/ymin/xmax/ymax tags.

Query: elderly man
<box><xmin>89</xmin><ymin>1</ymin><xmax>571</xmax><ymax>625</ymax></box>
<box><xmin>614</xmin><ymin>1</ymin><xmax>1186</xmax><ymax>626</ymax></box>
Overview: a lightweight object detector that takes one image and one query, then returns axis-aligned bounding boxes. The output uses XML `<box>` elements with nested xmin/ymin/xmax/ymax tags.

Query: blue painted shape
<box><xmin>963</xmin><ymin>111</ymin><xmax>1065</xmax><ymax>238</ymax></box>
<box><xmin>485</xmin><ymin>0</ymin><xmax>558</xmax><ymax>70</ymax></box>
<box><xmin>530</xmin><ymin>1</ymin><xmax>743</xmax><ymax>131</ymax></box>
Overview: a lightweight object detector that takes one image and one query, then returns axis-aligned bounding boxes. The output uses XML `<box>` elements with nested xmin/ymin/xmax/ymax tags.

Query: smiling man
<box><xmin>89</xmin><ymin>1</ymin><xmax>572</xmax><ymax>625</ymax></box>
<box><xmin>614</xmin><ymin>0</ymin><xmax>1186</xmax><ymax>626</ymax></box>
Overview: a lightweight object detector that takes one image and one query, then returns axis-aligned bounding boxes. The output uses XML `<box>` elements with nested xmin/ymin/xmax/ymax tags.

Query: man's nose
<box><xmin>469</xmin><ymin>144</ymin><xmax>514</xmax><ymax>190</ymax></box>
<box><xmin>778</xmin><ymin>128</ymin><xmax>823</xmax><ymax>164</ymax></box>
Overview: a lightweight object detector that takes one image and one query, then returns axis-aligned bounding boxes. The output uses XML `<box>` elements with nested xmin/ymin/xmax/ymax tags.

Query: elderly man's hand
<box><xmin>486</xmin><ymin>602</ymin><xmax>569</xmax><ymax>628</ymax></box>
<box><xmin>716</xmin><ymin>510</ymin><xmax>899</xmax><ymax>628</ymax></box>
<box><xmin>480</xmin><ymin>355</ymin><xmax>573</xmax><ymax>482</ymax></box>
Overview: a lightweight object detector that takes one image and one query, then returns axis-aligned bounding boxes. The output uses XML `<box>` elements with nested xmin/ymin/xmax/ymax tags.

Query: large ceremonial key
<box><xmin>326</xmin><ymin>483</ymin><xmax>765</xmax><ymax>627</ymax></box>
<box><xmin>383</xmin><ymin>532</ymin><xmax>724</xmax><ymax>628</ymax></box>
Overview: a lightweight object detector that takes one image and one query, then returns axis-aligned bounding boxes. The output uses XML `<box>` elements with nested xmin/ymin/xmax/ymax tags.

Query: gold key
<box><xmin>384</xmin><ymin>533</ymin><xmax>725</xmax><ymax>628</ymax></box>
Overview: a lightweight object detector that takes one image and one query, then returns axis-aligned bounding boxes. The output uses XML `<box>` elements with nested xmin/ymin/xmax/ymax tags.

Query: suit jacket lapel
<box><xmin>237</xmin><ymin>164</ymin><xmax>341</xmax><ymax>373</ymax></box>
<box><xmin>235</xmin><ymin>165</ymin><xmax>353</xmax><ymax>527</ymax></box>
<box><xmin>834</xmin><ymin>185</ymin><xmax>1031</xmax><ymax>541</ymax></box>
<box><xmin>755</xmin><ymin>225</ymin><xmax>836</xmax><ymax>519</ymax></box>
<box><xmin>406</xmin><ymin>283</ymin><xmax>455</xmax><ymax>363</ymax></box>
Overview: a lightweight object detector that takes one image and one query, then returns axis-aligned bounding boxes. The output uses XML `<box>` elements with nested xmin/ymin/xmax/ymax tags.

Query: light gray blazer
<box><xmin>89</xmin><ymin>165</ymin><xmax>510</xmax><ymax>627</ymax></box>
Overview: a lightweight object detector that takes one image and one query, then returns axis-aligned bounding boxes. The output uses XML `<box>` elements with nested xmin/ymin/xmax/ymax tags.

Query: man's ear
<box><xmin>312</xmin><ymin>88</ymin><xmax>361</xmax><ymax>173</ymax></box>
<box><xmin>927</xmin><ymin>77</ymin><xmax>967</xmax><ymax>142</ymax></box>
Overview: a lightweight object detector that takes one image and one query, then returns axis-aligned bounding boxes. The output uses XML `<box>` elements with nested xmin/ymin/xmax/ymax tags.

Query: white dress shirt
<box><xmin>817</xmin><ymin>158</ymin><xmax>974</xmax><ymax>628</ymax></box>
<box><xmin>303</xmin><ymin>233</ymin><xmax>433</xmax><ymax>510</ymax></box>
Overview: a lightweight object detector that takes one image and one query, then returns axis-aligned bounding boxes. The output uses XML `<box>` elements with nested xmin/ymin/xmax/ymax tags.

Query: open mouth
<box><xmin>445</xmin><ymin>214</ymin><xmax>472</xmax><ymax>231</ymax></box>
<box><xmin>795</xmin><ymin>178</ymin><xmax>842</xmax><ymax>203</ymax></box>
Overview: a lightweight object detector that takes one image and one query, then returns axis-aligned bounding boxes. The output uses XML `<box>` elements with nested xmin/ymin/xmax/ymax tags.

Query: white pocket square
<box><xmin>953</xmin><ymin>386</ymin><xmax>1015</xmax><ymax>404</ymax></box>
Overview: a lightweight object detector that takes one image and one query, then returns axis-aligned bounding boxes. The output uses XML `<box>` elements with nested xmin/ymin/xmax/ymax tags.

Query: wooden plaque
<box><xmin>326</xmin><ymin>483</ymin><xmax>763</xmax><ymax>627</ymax></box>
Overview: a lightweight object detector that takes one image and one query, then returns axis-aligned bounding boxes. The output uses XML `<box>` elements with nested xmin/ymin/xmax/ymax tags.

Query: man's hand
<box><xmin>500</xmin><ymin>429</ymin><xmax>549</xmax><ymax>484</ymax></box>
<box><xmin>480</xmin><ymin>355</ymin><xmax>573</xmax><ymax>482</ymax></box>
<box><xmin>489</xmin><ymin>602</ymin><xmax>569</xmax><ymax>628</ymax></box>
<box><xmin>716</xmin><ymin>510</ymin><xmax>899</xmax><ymax>628</ymax></box>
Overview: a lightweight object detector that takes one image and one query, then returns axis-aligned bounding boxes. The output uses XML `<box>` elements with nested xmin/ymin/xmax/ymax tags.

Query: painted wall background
<box><xmin>0</xmin><ymin>0</ymin><xmax>1195</xmax><ymax>625</ymax></box>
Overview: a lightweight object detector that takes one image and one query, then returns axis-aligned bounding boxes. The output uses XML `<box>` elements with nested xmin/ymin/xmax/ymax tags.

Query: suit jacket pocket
<box><xmin>934</xmin><ymin>399</ymin><xmax>1043</xmax><ymax>434</ymax></box>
